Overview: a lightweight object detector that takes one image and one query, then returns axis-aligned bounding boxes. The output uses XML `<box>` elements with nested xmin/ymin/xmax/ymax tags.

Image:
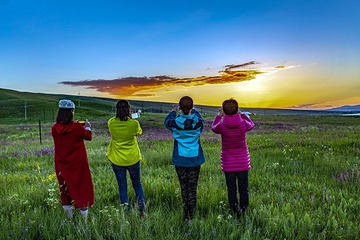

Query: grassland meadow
<box><xmin>0</xmin><ymin>113</ymin><xmax>359</xmax><ymax>239</ymax></box>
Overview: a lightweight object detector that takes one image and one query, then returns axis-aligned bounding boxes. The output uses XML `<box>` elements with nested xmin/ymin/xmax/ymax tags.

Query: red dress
<box><xmin>52</xmin><ymin>122</ymin><xmax>94</xmax><ymax>209</ymax></box>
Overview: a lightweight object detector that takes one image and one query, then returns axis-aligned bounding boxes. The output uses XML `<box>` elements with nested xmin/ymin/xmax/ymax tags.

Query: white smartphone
<box><xmin>131</xmin><ymin>112</ymin><xmax>139</xmax><ymax>119</ymax></box>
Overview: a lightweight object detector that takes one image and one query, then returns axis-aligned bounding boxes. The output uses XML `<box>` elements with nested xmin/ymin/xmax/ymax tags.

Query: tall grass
<box><xmin>0</xmin><ymin>115</ymin><xmax>359</xmax><ymax>239</ymax></box>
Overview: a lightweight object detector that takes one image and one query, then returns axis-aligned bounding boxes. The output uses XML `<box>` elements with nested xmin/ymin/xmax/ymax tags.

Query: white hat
<box><xmin>59</xmin><ymin>99</ymin><xmax>75</xmax><ymax>109</ymax></box>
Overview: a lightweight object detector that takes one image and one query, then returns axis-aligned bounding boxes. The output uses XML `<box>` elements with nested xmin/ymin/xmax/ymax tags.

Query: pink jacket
<box><xmin>211</xmin><ymin>113</ymin><xmax>254</xmax><ymax>172</ymax></box>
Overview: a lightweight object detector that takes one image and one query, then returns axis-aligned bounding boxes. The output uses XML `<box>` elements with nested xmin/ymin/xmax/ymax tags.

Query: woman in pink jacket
<box><xmin>211</xmin><ymin>98</ymin><xmax>254</xmax><ymax>219</ymax></box>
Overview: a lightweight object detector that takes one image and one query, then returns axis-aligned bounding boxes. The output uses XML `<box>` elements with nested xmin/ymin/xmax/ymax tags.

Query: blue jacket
<box><xmin>164</xmin><ymin>109</ymin><xmax>205</xmax><ymax>167</ymax></box>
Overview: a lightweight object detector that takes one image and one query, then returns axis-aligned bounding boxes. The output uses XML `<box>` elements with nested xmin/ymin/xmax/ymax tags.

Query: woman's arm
<box><xmin>211</xmin><ymin>115</ymin><xmax>223</xmax><ymax>133</ymax></box>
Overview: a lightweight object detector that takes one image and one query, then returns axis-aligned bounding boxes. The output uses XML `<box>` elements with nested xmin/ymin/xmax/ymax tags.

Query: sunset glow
<box><xmin>1</xmin><ymin>1</ymin><xmax>359</xmax><ymax>109</ymax></box>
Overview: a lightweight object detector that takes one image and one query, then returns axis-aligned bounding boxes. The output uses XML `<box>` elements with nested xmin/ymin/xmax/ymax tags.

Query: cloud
<box><xmin>224</xmin><ymin>61</ymin><xmax>260</xmax><ymax>71</ymax></box>
<box><xmin>288</xmin><ymin>102</ymin><xmax>337</xmax><ymax>110</ymax></box>
<box><xmin>59</xmin><ymin>61</ymin><xmax>289</xmax><ymax>97</ymax></box>
<box><xmin>289</xmin><ymin>103</ymin><xmax>319</xmax><ymax>109</ymax></box>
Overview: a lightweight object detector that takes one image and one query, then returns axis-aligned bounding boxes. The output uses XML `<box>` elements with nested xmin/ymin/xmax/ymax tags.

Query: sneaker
<box><xmin>80</xmin><ymin>208</ymin><xmax>89</xmax><ymax>219</ymax></box>
<box><xmin>236</xmin><ymin>210</ymin><xmax>242</xmax><ymax>220</ymax></box>
<box><xmin>139</xmin><ymin>211</ymin><xmax>146</xmax><ymax>219</ymax></box>
<box><xmin>62</xmin><ymin>205</ymin><xmax>73</xmax><ymax>218</ymax></box>
<box><xmin>121</xmin><ymin>203</ymin><xmax>130</xmax><ymax>213</ymax></box>
<box><xmin>184</xmin><ymin>218</ymin><xmax>192</xmax><ymax>227</ymax></box>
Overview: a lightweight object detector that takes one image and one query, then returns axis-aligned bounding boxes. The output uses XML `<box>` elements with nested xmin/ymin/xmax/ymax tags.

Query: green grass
<box><xmin>1</xmin><ymin>113</ymin><xmax>359</xmax><ymax>239</ymax></box>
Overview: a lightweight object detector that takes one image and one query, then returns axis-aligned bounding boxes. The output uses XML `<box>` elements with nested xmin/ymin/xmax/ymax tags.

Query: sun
<box><xmin>235</xmin><ymin>77</ymin><xmax>266</xmax><ymax>93</ymax></box>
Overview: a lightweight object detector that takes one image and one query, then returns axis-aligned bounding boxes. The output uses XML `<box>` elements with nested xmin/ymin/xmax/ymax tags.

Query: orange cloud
<box><xmin>60</xmin><ymin>61</ymin><xmax>283</xmax><ymax>97</ymax></box>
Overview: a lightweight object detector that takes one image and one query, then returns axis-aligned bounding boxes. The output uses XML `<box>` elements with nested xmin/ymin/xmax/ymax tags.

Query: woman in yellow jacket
<box><xmin>107</xmin><ymin>100</ymin><xmax>145</xmax><ymax>218</ymax></box>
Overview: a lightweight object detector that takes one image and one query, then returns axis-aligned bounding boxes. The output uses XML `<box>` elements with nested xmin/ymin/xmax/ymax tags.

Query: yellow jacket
<box><xmin>106</xmin><ymin>116</ymin><xmax>142</xmax><ymax>166</ymax></box>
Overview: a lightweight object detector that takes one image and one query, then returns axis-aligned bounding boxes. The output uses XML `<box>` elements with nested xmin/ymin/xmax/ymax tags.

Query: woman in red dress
<box><xmin>51</xmin><ymin>99</ymin><xmax>94</xmax><ymax>218</ymax></box>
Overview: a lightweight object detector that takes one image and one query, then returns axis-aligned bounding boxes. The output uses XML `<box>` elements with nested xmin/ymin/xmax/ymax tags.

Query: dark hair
<box><xmin>222</xmin><ymin>98</ymin><xmax>239</xmax><ymax>116</ymax></box>
<box><xmin>179</xmin><ymin>96</ymin><xmax>193</xmax><ymax>115</ymax></box>
<box><xmin>116</xmin><ymin>100</ymin><xmax>131</xmax><ymax>121</ymax></box>
<box><xmin>56</xmin><ymin>108</ymin><xmax>74</xmax><ymax>124</ymax></box>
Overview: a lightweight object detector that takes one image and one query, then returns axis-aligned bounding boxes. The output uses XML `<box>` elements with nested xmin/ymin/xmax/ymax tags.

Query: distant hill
<box><xmin>327</xmin><ymin>105</ymin><xmax>360</xmax><ymax>112</ymax></box>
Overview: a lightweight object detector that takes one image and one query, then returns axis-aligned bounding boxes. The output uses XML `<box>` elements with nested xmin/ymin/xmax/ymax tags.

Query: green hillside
<box><xmin>0</xmin><ymin>88</ymin><xmax>219</xmax><ymax>124</ymax></box>
<box><xmin>1</xmin><ymin>88</ymin><xmax>351</xmax><ymax>125</ymax></box>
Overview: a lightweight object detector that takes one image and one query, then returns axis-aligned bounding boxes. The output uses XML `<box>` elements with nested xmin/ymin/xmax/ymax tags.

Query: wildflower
<box><xmin>217</xmin><ymin>214</ymin><xmax>223</xmax><ymax>223</ymax></box>
<box><xmin>310</xmin><ymin>192</ymin><xmax>315</xmax><ymax>203</ymax></box>
<box><xmin>338</xmin><ymin>173</ymin><xmax>343</xmax><ymax>182</ymax></box>
<box><xmin>35</xmin><ymin>147</ymin><xmax>54</xmax><ymax>156</ymax></box>
<box><xmin>12</xmin><ymin>152</ymin><xmax>21</xmax><ymax>157</ymax></box>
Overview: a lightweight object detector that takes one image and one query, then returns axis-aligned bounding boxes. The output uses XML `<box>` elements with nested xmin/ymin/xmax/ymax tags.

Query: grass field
<box><xmin>0</xmin><ymin>112</ymin><xmax>359</xmax><ymax>239</ymax></box>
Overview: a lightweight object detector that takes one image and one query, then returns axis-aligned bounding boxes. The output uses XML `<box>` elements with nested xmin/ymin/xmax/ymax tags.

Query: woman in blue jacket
<box><xmin>164</xmin><ymin>96</ymin><xmax>205</xmax><ymax>222</ymax></box>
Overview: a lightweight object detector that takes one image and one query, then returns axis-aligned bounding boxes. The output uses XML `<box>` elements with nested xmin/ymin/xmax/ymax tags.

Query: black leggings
<box><xmin>175</xmin><ymin>166</ymin><xmax>201</xmax><ymax>220</ymax></box>
<box><xmin>224</xmin><ymin>170</ymin><xmax>249</xmax><ymax>212</ymax></box>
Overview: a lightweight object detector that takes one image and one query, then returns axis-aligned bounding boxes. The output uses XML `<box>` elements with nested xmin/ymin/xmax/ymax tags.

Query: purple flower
<box><xmin>338</xmin><ymin>173</ymin><xmax>343</xmax><ymax>181</ymax></box>
<box><xmin>35</xmin><ymin>147</ymin><xmax>54</xmax><ymax>156</ymax></box>
<box><xmin>12</xmin><ymin>152</ymin><xmax>21</xmax><ymax>157</ymax></box>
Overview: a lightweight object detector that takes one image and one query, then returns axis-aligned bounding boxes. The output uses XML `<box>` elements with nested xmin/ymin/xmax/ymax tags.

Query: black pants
<box><xmin>224</xmin><ymin>170</ymin><xmax>249</xmax><ymax>213</ymax></box>
<box><xmin>175</xmin><ymin>166</ymin><xmax>201</xmax><ymax>220</ymax></box>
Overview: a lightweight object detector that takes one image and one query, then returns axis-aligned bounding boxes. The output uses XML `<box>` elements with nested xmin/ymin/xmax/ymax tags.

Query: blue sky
<box><xmin>1</xmin><ymin>0</ymin><xmax>359</xmax><ymax>108</ymax></box>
